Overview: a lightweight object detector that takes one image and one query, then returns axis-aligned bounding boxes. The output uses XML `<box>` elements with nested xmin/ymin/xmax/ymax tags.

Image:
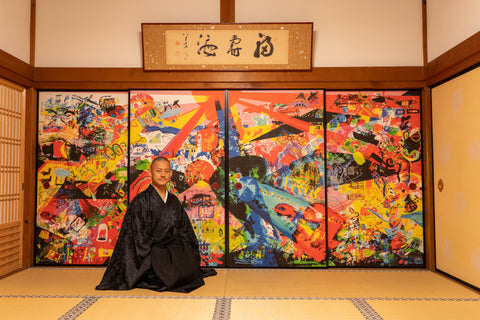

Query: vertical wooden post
<box><xmin>422</xmin><ymin>86</ymin><xmax>435</xmax><ymax>270</ymax></box>
<box><xmin>22</xmin><ymin>88</ymin><xmax>36</xmax><ymax>268</ymax></box>
<box><xmin>220</xmin><ymin>0</ymin><xmax>235</xmax><ymax>23</ymax></box>
<box><xmin>30</xmin><ymin>0</ymin><xmax>36</xmax><ymax>67</ymax></box>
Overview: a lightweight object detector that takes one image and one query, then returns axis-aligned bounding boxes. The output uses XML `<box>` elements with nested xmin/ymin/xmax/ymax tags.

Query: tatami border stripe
<box><xmin>212</xmin><ymin>297</ymin><xmax>231</xmax><ymax>320</ymax></box>
<box><xmin>1</xmin><ymin>294</ymin><xmax>479</xmax><ymax>301</ymax></box>
<box><xmin>351</xmin><ymin>298</ymin><xmax>384</xmax><ymax>320</ymax></box>
<box><xmin>215</xmin><ymin>296</ymin><xmax>480</xmax><ymax>301</ymax></box>
<box><xmin>57</xmin><ymin>296</ymin><xmax>100</xmax><ymax>320</ymax></box>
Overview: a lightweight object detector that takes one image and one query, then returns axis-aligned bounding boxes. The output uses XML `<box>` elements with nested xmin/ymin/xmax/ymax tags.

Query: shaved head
<box><xmin>151</xmin><ymin>156</ymin><xmax>170</xmax><ymax>168</ymax></box>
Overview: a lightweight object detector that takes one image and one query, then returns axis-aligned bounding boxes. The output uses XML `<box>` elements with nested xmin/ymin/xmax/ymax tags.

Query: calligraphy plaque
<box><xmin>142</xmin><ymin>23</ymin><xmax>313</xmax><ymax>71</ymax></box>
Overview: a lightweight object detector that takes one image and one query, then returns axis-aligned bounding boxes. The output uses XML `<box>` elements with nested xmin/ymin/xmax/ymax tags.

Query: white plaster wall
<box><xmin>35</xmin><ymin>0</ymin><xmax>423</xmax><ymax>68</ymax></box>
<box><xmin>0</xmin><ymin>0</ymin><xmax>31</xmax><ymax>63</ymax></box>
<box><xmin>15</xmin><ymin>0</ymin><xmax>480</xmax><ymax>67</ymax></box>
<box><xmin>35</xmin><ymin>0</ymin><xmax>220</xmax><ymax>67</ymax></box>
<box><xmin>236</xmin><ymin>0</ymin><xmax>424</xmax><ymax>67</ymax></box>
<box><xmin>427</xmin><ymin>0</ymin><xmax>480</xmax><ymax>62</ymax></box>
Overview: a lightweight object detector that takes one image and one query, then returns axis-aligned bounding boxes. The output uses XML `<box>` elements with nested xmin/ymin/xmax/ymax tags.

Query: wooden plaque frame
<box><xmin>142</xmin><ymin>23</ymin><xmax>313</xmax><ymax>71</ymax></box>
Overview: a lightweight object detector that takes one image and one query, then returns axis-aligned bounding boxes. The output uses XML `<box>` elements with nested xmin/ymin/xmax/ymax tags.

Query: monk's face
<box><xmin>150</xmin><ymin>159</ymin><xmax>172</xmax><ymax>188</ymax></box>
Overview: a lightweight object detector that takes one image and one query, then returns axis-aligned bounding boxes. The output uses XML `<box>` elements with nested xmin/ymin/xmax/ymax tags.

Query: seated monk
<box><xmin>96</xmin><ymin>156</ymin><xmax>216</xmax><ymax>293</ymax></box>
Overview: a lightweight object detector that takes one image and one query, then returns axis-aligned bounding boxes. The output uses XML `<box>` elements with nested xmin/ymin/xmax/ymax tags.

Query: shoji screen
<box><xmin>0</xmin><ymin>78</ymin><xmax>25</xmax><ymax>277</ymax></box>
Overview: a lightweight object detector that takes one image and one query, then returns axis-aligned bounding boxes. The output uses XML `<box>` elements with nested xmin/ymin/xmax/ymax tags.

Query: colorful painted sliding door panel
<box><xmin>129</xmin><ymin>90</ymin><xmax>226</xmax><ymax>267</ymax></box>
<box><xmin>325</xmin><ymin>91</ymin><xmax>424</xmax><ymax>267</ymax></box>
<box><xmin>227</xmin><ymin>90</ymin><xmax>326</xmax><ymax>267</ymax></box>
<box><xmin>35</xmin><ymin>92</ymin><xmax>129</xmax><ymax>265</ymax></box>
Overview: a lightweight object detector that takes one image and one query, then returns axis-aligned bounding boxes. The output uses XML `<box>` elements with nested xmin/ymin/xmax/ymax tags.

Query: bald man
<box><xmin>96</xmin><ymin>157</ymin><xmax>216</xmax><ymax>293</ymax></box>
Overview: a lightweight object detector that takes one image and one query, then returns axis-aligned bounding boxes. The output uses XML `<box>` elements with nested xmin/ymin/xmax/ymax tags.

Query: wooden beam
<box><xmin>0</xmin><ymin>50</ymin><xmax>34</xmax><ymax>88</ymax></box>
<box><xmin>33</xmin><ymin>66</ymin><xmax>425</xmax><ymax>90</ymax></box>
<box><xmin>426</xmin><ymin>31</ymin><xmax>480</xmax><ymax>86</ymax></box>
<box><xmin>220</xmin><ymin>0</ymin><xmax>235</xmax><ymax>23</ymax></box>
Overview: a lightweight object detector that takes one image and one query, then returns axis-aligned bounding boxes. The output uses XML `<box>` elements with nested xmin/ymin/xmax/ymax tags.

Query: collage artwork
<box><xmin>35</xmin><ymin>90</ymin><xmax>424</xmax><ymax>268</ymax></box>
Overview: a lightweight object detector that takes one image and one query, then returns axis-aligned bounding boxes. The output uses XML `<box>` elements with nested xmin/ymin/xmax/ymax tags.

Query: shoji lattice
<box><xmin>0</xmin><ymin>78</ymin><xmax>24</xmax><ymax>277</ymax></box>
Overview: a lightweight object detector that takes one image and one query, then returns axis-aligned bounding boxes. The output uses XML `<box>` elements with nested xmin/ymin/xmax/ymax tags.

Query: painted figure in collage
<box><xmin>227</xmin><ymin>90</ymin><xmax>327</xmax><ymax>267</ymax></box>
<box><xmin>325</xmin><ymin>91</ymin><xmax>424</xmax><ymax>267</ymax></box>
<box><xmin>36</xmin><ymin>92</ymin><xmax>129</xmax><ymax>265</ymax></box>
<box><xmin>129</xmin><ymin>90</ymin><xmax>226</xmax><ymax>267</ymax></box>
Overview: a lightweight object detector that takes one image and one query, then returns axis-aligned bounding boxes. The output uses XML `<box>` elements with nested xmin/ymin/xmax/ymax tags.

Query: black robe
<box><xmin>96</xmin><ymin>185</ymin><xmax>216</xmax><ymax>293</ymax></box>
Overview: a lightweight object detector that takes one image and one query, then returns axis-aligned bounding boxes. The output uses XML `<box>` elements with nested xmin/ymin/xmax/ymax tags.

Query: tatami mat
<box><xmin>0</xmin><ymin>297</ymin><xmax>84</xmax><ymax>320</ymax></box>
<box><xmin>222</xmin><ymin>269</ymin><xmax>480</xmax><ymax>298</ymax></box>
<box><xmin>77</xmin><ymin>297</ymin><xmax>218</xmax><ymax>320</ymax></box>
<box><xmin>368</xmin><ymin>299</ymin><xmax>480</xmax><ymax>320</ymax></box>
<box><xmin>0</xmin><ymin>268</ymin><xmax>226</xmax><ymax>297</ymax></box>
<box><xmin>1</xmin><ymin>268</ymin><xmax>479</xmax><ymax>320</ymax></box>
<box><xmin>229</xmin><ymin>299</ymin><xmax>365</xmax><ymax>320</ymax></box>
